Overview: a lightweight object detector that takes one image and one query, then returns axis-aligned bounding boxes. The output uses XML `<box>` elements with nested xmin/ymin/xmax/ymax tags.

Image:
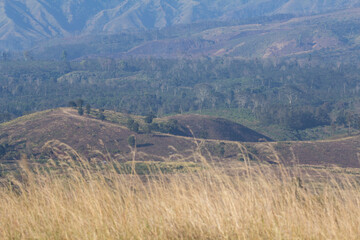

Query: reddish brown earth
<box><xmin>1</xmin><ymin>108</ymin><xmax>360</xmax><ymax>169</ymax></box>
<box><xmin>272</xmin><ymin>137</ymin><xmax>360</xmax><ymax>168</ymax></box>
<box><xmin>0</xmin><ymin>108</ymin><xmax>199</xmax><ymax>163</ymax></box>
<box><xmin>166</xmin><ymin>114</ymin><xmax>272</xmax><ymax>142</ymax></box>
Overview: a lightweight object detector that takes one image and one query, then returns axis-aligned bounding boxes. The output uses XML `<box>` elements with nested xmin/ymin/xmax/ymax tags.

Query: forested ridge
<box><xmin>2</xmin><ymin>2</ymin><xmax>359</xmax><ymax>141</ymax></box>
<box><xmin>1</xmin><ymin>56</ymin><xmax>360</xmax><ymax>140</ymax></box>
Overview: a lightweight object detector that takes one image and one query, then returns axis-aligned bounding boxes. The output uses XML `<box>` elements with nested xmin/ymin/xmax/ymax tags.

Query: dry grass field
<box><xmin>1</xmin><ymin>148</ymin><xmax>360</xmax><ymax>240</ymax></box>
<box><xmin>2</xmin><ymin>109</ymin><xmax>360</xmax><ymax>239</ymax></box>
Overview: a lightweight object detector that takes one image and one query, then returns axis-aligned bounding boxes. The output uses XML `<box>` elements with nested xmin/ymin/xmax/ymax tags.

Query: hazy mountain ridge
<box><xmin>92</xmin><ymin>8</ymin><xmax>360</xmax><ymax>59</ymax></box>
<box><xmin>1</xmin><ymin>0</ymin><xmax>360</xmax><ymax>50</ymax></box>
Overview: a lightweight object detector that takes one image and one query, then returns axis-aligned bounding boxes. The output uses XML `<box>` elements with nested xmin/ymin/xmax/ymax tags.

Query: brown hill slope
<box><xmin>247</xmin><ymin>136</ymin><xmax>360</xmax><ymax>168</ymax></box>
<box><xmin>0</xmin><ymin>108</ymin><xmax>196</xmax><ymax>162</ymax></box>
<box><xmin>0</xmin><ymin>108</ymin><xmax>360</xmax><ymax>169</ymax></box>
<box><xmin>163</xmin><ymin>114</ymin><xmax>272</xmax><ymax>142</ymax></box>
<box><xmin>0</xmin><ymin>108</ymin><xmax>269</xmax><ymax>163</ymax></box>
<box><xmin>123</xmin><ymin>8</ymin><xmax>360</xmax><ymax>59</ymax></box>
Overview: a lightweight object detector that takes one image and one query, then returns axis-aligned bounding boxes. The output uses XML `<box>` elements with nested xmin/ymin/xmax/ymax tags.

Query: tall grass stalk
<box><xmin>0</xmin><ymin>152</ymin><xmax>360</xmax><ymax>239</ymax></box>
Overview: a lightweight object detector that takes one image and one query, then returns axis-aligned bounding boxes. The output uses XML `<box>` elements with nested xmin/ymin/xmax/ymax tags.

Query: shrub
<box><xmin>78</xmin><ymin>107</ymin><xmax>84</xmax><ymax>116</ymax></box>
<box><xmin>127</xmin><ymin>118</ymin><xmax>140</xmax><ymax>133</ymax></box>
<box><xmin>0</xmin><ymin>144</ymin><xmax>6</xmax><ymax>157</ymax></box>
<box><xmin>127</xmin><ymin>135</ymin><xmax>136</xmax><ymax>147</ymax></box>
<box><xmin>144</xmin><ymin>113</ymin><xmax>156</xmax><ymax>124</ymax></box>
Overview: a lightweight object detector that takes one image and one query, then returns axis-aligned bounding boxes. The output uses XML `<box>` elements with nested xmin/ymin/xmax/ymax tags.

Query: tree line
<box><xmin>1</xmin><ymin>57</ymin><xmax>360</xmax><ymax>132</ymax></box>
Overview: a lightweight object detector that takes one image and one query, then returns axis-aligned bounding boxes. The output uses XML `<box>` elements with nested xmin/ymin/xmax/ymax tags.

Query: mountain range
<box><xmin>1</xmin><ymin>0</ymin><xmax>360</xmax><ymax>50</ymax></box>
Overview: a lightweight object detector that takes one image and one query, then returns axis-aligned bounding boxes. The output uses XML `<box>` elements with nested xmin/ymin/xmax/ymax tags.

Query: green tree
<box><xmin>68</xmin><ymin>101</ymin><xmax>77</xmax><ymax>108</ymax></box>
<box><xmin>76</xmin><ymin>99</ymin><xmax>84</xmax><ymax>108</ymax></box>
<box><xmin>61</xmin><ymin>50</ymin><xmax>68</xmax><ymax>62</ymax></box>
<box><xmin>2</xmin><ymin>51</ymin><xmax>9</xmax><ymax>61</ymax></box>
<box><xmin>127</xmin><ymin>118</ymin><xmax>140</xmax><ymax>133</ymax></box>
<box><xmin>99</xmin><ymin>113</ymin><xmax>106</xmax><ymax>121</ymax></box>
<box><xmin>78</xmin><ymin>107</ymin><xmax>84</xmax><ymax>116</ymax></box>
<box><xmin>163</xmin><ymin>119</ymin><xmax>179</xmax><ymax>134</ymax></box>
<box><xmin>143</xmin><ymin>124</ymin><xmax>153</xmax><ymax>134</ymax></box>
<box><xmin>85</xmin><ymin>104</ymin><xmax>91</xmax><ymax>114</ymax></box>
<box><xmin>0</xmin><ymin>144</ymin><xmax>6</xmax><ymax>157</ymax></box>
<box><xmin>127</xmin><ymin>135</ymin><xmax>136</xmax><ymax>148</ymax></box>
<box><xmin>131</xmin><ymin>122</ymin><xmax>140</xmax><ymax>133</ymax></box>
<box><xmin>144</xmin><ymin>113</ymin><xmax>156</xmax><ymax>124</ymax></box>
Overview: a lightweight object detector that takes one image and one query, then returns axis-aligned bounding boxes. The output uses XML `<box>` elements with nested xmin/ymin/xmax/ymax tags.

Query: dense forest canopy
<box><xmin>1</xmin><ymin>56</ymin><xmax>359</xmax><ymax>138</ymax></box>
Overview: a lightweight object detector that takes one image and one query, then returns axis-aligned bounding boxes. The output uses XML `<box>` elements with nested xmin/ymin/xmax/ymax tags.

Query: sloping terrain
<box><xmin>164</xmin><ymin>114</ymin><xmax>272</xmax><ymax>142</ymax></box>
<box><xmin>0</xmin><ymin>108</ymin><xmax>360</xmax><ymax>169</ymax></box>
<box><xmin>30</xmin><ymin>7</ymin><xmax>360</xmax><ymax>60</ymax></box>
<box><xmin>0</xmin><ymin>108</ymin><xmax>194</xmax><ymax>162</ymax></box>
<box><xmin>1</xmin><ymin>0</ymin><xmax>360</xmax><ymax>50</ymax></box>
<box><xmin>0</xmin><ymin>108</ymin><xmax>269</xmax><ymax>163</ymax></box>
<box><xmin>250</xmin><ymin>135</ymin><xmax>360</xmax><ymax>168</ymax></box>
<box><xmin>122</xmin><ymin>8</ymin><xmax>360</xmax><ymax>59</ymax></box>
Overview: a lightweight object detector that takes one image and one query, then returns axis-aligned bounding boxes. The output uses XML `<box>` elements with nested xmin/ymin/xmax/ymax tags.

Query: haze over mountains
<box><xmin>1</xmin><ymin>0</ymin><xmax>360</xmax><ymax>50</ymax></box>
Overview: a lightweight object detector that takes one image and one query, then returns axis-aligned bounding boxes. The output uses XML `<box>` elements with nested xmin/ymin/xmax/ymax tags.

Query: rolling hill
<box><xmin>164</xmin><ymin>114</ymin><xmax>272</xmax><ymax>142</ymax></box>
<box><xmin>0</xmin><ymin>108</ymin><xmax>270</xmax><ymax>163</ymax></box>
<box><xmin>1</xmin><ymin>108</ymin><xmax>360</xmax><ymax>169</ymax></box>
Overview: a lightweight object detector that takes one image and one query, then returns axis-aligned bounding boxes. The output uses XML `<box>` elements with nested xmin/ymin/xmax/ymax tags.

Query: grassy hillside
<box><xmin>0</xmin><ymin>108</ymin><xmax>269</xmax><ymax>164</ymax></box>
<box><xmin>1</xmin><ymin>153</ymin><xmax>360</xmax><ymax>239</ymax></box>
<box><xmin>1</xmin><ymin>108</ymin><xmax>360</xmax><ymax>169</ymax></box>
<box><xmin>158</xmin><ymin>114</ymin><xmax>272</xmax><ymax>142</ymax></box>
<box><xmin>0</xmin><ymin>108</ymin><xmax>190</xmax><ymax>162</ymax></box>
<box><xmin>183</xmin><ymin>108</ymin><xmax>354</xmax><ymax>141</ymax></box>
<box><xmin>1</xmin><ymin>108</ymin><xmax>360</xmax><ymax>239</ymax></box>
